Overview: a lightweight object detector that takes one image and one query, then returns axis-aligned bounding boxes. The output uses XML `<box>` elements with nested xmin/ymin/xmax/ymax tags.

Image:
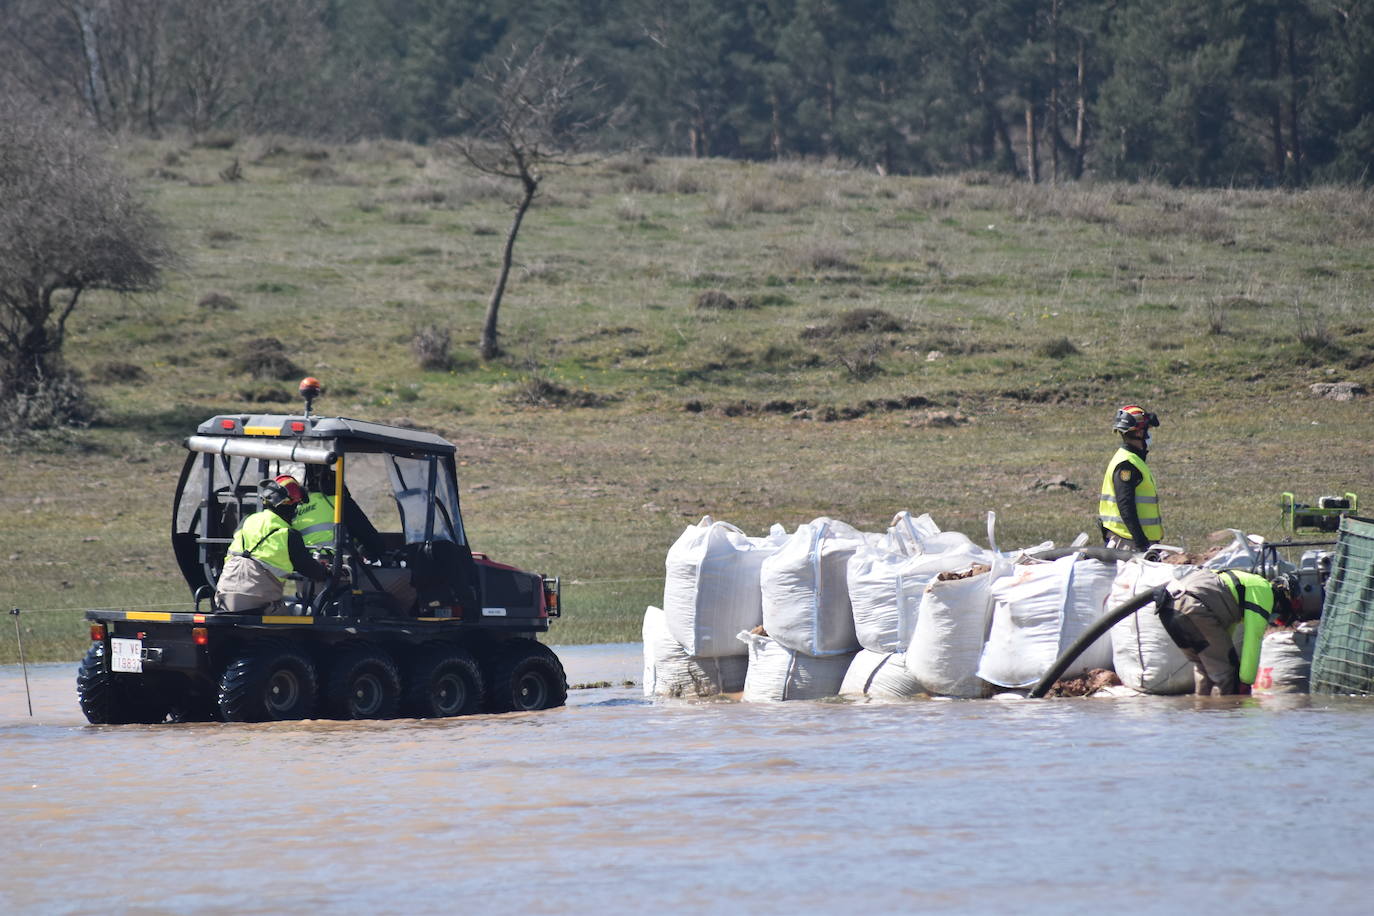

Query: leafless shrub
<box><xmin>1294</xmin><ymin>305</ymin><xmax>1333</xmax><ymax>350</ymax></box>
<box><xmin>411</xmin><ymin>325</ymin><xmax>453</xmax><ymax>370</ymax></box>
<box><xmin>801</xmin><ymin>308</ymin><xmax>903</xmax><ymax>339</ymax></box>
<box><xmin>1195</xmin><ymin>301</ymin><xmax>1227</xmax><ymax>336</ymax></box>
<box><xmin>0</xmin><ymin>368</ymin><xmax>95</xmax><ymax>436</ymax></box>
<box><xmin>615</xmin><ymin>196</ymin><xmax>646</xmax><ymax>222</ymax></box>
<box><xmin>218</xmin><ymin>157</ymin><xmax>244</xmax><ymax>182</ymax></box>
<box><xmin>834</xmin><ymin>339</ymin><xmax>886</xmax><ymax>380</ymax></box>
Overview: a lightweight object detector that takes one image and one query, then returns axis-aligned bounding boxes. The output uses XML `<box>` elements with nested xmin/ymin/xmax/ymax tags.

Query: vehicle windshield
<box><xmin>346</xmin><ymin>453</ymin><xmax>466</xmax><ymax>546</ymax></box>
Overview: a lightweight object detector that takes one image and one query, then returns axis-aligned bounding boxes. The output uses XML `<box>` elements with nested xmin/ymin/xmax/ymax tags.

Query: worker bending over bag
<box><xmin>1156</xmin><ymin>568</ymin><xmax>1295</xmax><ymax>696</ymax></box>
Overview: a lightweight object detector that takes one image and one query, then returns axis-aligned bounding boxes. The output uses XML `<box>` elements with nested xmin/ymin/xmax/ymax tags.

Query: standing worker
<box><xmin>215</xmin><ymin>475</ymin><xmax>331</xmax><ymax>613</ymax></box>
<box><xmin>1156</xmin><ymin>568</ymin><xmax>1294</xmax><ymax>695</ymax></box>
<box><xmin>1098</xmin><ymin>404</ymin><xmax>1162</xmax><ymax>551</ymax></box>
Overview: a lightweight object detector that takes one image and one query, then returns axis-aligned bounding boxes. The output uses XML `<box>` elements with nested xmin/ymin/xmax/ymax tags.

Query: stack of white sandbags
<box><xmin>976</xmin><ymin>554</ymin><xmax>1118</xmax><ymax>690</ymax></box>
<box><xmin>663</xmin><ymin>516</ymin><xmax>788</xmax><ymax>657</ymax></box>
<box><xmin>1108</xmin><ymin>557</ymin><xmax>1196</xmax><ymax>694</ymax></box>
<box><xmin>843</xmin><ymin>513</ymin><xmax>1003</xmax><ymax>700</ymax></box>
<box><xmin>642</xmin><ymin>606</ymin><xmax>748</xmax><ymax>698</ymax></box>
<box><xmin>741</xmin><ymin>517</ymin><xmax>868</xmax><ymax>701</ymax></box>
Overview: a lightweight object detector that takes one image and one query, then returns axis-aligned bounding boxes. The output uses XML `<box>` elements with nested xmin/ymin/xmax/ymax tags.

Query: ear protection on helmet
<box><xmin>259</xmin><ymin>475</ymin><xmax>305</xmax><ymax>510</ymax></box>
<box><xmin>1113</xmin><ymin>405</ymin><xmax>1160</xmax><ymax>434</ymax></box>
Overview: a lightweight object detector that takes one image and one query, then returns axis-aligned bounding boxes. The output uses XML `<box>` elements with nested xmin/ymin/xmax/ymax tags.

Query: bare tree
<box><xmin>449</xmin><ymin>41</ymin><xmax>611</xmax><ymax>361</ymax></box>
<box><xmin>0</xmin><ymin>94</ymin><xmax>173</xmax><ymax>431</ymax></box>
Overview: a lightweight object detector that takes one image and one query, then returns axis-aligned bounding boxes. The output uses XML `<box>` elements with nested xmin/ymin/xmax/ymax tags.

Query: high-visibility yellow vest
<box><xmin>292</xmin><ymin>492</ymin><xmax>336</xmax><ymax>548</ymax></box>
<box><xmin>1098</xmin><ymin>447</ymin><xmax>1163</xmax><ymax>542</ymax></box>
<box><xmin>229</xmin><ymin>510</ymin><xmax>295</xmax><ymax>582</ymax></box>
<box><xmin>1220</xmin><ymin>569</ymin><xmax>1277</xmax><ymax>686</ymax></box>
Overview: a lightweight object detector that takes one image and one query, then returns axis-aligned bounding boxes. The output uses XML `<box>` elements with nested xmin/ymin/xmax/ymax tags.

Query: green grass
<box><xmin>4</xmin><ymin>139</ymin><xmax>1374</xmax><ymax>663</ymax></box>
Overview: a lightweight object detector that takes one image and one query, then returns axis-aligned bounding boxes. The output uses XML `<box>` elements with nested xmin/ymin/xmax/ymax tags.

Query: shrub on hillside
<box><xmin>412</xmin><ymin>325</ymin><xmax>453</xmax><ymax>370</ymax></box>
<box><xmin>233</xmin><ymin>338</ymin><xmax>302</xmax><ymax>380</ymax></box>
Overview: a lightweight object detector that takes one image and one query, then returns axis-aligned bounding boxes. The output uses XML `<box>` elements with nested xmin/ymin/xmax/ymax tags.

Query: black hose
<box><xmin>1027</xmin><ymin>588</ymin><xmax>1162</xmax><ymax>698</ymax></box>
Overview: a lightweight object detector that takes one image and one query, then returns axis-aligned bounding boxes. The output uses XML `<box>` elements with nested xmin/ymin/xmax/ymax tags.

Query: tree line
<box><xmin>2</xmin><ymin>0</ymin><xmax>1372</xmax><ymax>186</ymax></box>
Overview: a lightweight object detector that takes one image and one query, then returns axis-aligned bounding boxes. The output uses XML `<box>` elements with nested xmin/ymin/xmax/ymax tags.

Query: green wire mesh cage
<box><xmin>1311</xmin><ymin>515</ymin><xmax>1374</xmax><ymax>695</ymax></box>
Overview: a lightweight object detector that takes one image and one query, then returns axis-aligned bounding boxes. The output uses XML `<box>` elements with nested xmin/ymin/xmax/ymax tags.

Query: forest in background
<box><xmin>3</xmin><ymin>0</ymin><xmax>1373</xmax><ymax>186</ymax></box>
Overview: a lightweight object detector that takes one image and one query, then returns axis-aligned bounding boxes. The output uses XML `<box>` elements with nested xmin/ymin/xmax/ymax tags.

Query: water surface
<box><xmin>2</xmin><ymin>646</ymin><xmax>1370</xmax><ymax>914</ymax></box>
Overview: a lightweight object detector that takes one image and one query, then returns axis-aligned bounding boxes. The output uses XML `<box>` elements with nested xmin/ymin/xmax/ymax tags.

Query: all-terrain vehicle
<box><xmin>78</xmin><ymin>379</ymin><xmax>566</xmax><ymax>723</ymax></box>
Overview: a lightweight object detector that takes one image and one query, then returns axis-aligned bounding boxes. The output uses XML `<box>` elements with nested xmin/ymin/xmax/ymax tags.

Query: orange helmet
<box><xmin>1113</xmin><ymin>405</ymin><xmax>1159</xmax><ymax>435</ymax></box>
<box><xmin>260</xmin><ymin>474</ymin><xmax>305</xmax><ymax>509</ymax></box>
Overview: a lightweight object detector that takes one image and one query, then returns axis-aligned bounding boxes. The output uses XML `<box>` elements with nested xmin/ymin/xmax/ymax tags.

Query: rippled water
<box><xmin>3</xmin><ymin>645</ymin><xmax>1373</xmax><ymax>914</ymax></box>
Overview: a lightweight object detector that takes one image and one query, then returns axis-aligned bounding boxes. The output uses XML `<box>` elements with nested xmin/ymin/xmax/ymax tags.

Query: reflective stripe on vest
<box><xmin>228</xmin><ymin>510</ymin><xmax>295</xmax><ymax>582</ymax></box>
<box><xmin>1098</xmin><ymin>447</ymin><xmax>1163</xmax><ymax>542</ymax></box>
<box><xmin>1220</xmin><ymin>569</ymin><xmax>1277</xmax><ymax>686</ymax></box>
<box><xmin>292</xmin><ymin>493</ymin><xmax>336</xmax><ymax>548</ymax></box>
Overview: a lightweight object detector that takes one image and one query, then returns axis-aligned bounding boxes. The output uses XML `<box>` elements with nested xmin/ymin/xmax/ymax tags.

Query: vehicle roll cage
<box><xmin>173</xmin><ymin>414</ymin><xmax>475</xmax><ymax>615</ymax></box>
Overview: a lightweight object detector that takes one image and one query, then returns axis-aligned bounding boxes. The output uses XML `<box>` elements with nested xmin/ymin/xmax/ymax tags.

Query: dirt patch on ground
<box><xmin>684</xmin><ymin>394</ymin><xmax>938</xmax><ymax>421</ymax></box>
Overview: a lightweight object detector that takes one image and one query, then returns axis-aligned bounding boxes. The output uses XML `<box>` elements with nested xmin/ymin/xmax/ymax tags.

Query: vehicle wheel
<box><xmin>76</xmin><ymin>644</ymin><xmax>172</xmax><ymax>725</ymax></box>
<box><xmin>218</xmin><ymin>643</ymin><xmax>318</xmax><ymax>722</ymax></box>
<box><xmin>483</xmin><ymin>640</ymin><xmax>568</xmax><ymax>713</ymax></box>
<box><xmin>324</xmin><ymin>646</ymin><xmax>401</xmax><ymax>719</ymax></box>
<box><xmin>404</xmin><ymin>647</ymin><xmax>484</xmax><ymax>718</ymax></box>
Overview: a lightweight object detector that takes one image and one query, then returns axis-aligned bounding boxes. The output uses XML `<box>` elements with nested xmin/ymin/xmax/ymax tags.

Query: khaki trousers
<box><xmin>1163</xmin><ymin>568</ymin><xmax>1243</xmax><ymax>695</ymax></box>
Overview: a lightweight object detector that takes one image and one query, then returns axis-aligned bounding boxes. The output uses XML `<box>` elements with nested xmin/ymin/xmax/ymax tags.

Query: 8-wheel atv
<box><xmin>78</xmin><ymin>379</ymin><xmax>566</xmax><ymax>723</ymax></box>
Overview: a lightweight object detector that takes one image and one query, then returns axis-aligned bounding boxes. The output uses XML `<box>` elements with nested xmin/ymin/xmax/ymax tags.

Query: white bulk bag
<box><xmin>1252</xmin><ymin>625</ymin><xmax>1316</xmax><ymax>695</ymax></box>
<box><xmin>886</xmin><ymin>510</ymin><xmax>941</xmax><ymax>555</ymax></box>
<box><xmin>1109</xmin><ymin>558</ymin><xmax>1196</xmax><ymax>695</ymax></box>
<box><xmin>839</xmin><ymin>649</ymin><xmax>926</xmax><ymax>699</ymax></box>
<box><xmin>663</xmin><ymin>516</ymin><xmax>787</xmax><ymax>658</ymax></box>
<box><xmin>847</xmin><ymin>530</ymin><xmax>992</xmax><ymax>654</ymax></box>
<box><xmin>761</xmin><ymin>518</ymin><xmax>865</xmax><ymax>657</ymax></box>
<box><xmin>977</xmin><ymin>555</ymin><xmax>1117</xmax><ymax>689</ymax></box>
<box><xmin>847</xmin><ymin>547</ymin><xmax>907</xmax><ymax>654</ymax></box>
<box><xmin>904</xmin><ymin>566</ymin><xmax>999</xmax><ymax>698</ymax></box>
<box><xmin>642</xmin><ymin>606</ymin><xmax>747</xmax><ymax>698</ymax></box>
<box><xmin>738</xmin><ymin>630</ymin><xmax>856</xmax><ymax>702</ymax></box>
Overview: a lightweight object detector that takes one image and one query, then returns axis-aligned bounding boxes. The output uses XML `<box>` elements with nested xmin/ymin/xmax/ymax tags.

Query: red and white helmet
<box><xmin>1113</xmin><ymin>405</ymin><xmax>1159</xmax><ymax>435</ymax></box>
<box><xmin>260</xmin><ymin>474</ymin><xmax>305</xmax><ymax>509</ymax></box>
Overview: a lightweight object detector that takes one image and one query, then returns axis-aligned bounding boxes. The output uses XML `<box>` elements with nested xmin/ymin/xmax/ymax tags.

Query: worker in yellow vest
<box><xmin>298</xmin><ymin>465</ymin><xmax>415</xmax><ymax>613</ymax></box>
<box><xmin>1157</xmin><ymin>568</ymin><xmax>1295</xmax><ymax>695</ymax></box>
<box><xmin>215</xmin><ymin>475</ymin><xmax>330</xmax><ymax>613</ymax></box>
<box><xmin>1098</xmin><ymin>404</ymin><xmax>1162</xmax><ymax>551</ymax></box>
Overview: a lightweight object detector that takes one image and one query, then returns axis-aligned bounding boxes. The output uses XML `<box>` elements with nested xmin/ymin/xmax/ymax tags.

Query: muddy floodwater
<box><xmin>4</xmin><ymin>644</ymin><xmax>1374</xmax><ymax>914</ymax></box>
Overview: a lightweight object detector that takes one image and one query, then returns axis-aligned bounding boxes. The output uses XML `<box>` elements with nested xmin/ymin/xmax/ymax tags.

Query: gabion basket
<box><xmin>1311</xmin><ymin>515</ymin><xmax>1374</xmax><ymax>695</ymax></box>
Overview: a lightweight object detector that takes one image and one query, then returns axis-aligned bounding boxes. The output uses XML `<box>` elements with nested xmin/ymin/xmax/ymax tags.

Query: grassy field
<box><xmin>3</xmin><ymin>135</ymin><xmax>1373</xmax><ymax>664</ymax></box>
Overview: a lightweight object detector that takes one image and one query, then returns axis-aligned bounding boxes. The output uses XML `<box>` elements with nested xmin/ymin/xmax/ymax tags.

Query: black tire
<box><xmin>403</xmin><ymin>647</ymin><xmax>484</xmax><ymax>718</ymax></box>
<box><xmin>218</xmin><ymin>643</ymin><xmax>318</xmax><ymax>722</ymax></box>
<box><xmin>324</xmin><ymin>646</ymin><xmax>402</xmax><ymax>719</ymax></box>
<box><xmin>483</xmin><ymin>640</ymin><xmax>568</xmax><ymax>713</ymax></box>
<box><xmin>76</xmin><ymin>644</ymin><xmax>172</xmax><ymax>725</ymax></box>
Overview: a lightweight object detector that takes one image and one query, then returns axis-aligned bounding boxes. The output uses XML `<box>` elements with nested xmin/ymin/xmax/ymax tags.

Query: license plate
<box><xmin>481</xmin><ymin>607</ymin><xmax>507</xmax><ymax>617</ymax></box>
<box><xmin>111</xmin><ymin>638</ymin><xmax>143</xmax><ymax>673</ymax></box>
